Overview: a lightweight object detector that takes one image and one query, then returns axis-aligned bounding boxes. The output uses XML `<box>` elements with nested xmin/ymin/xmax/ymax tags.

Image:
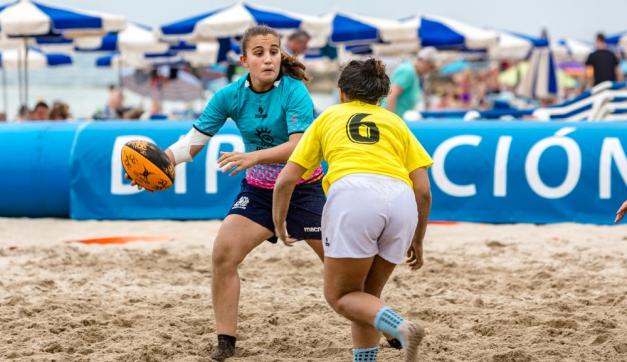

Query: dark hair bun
<box><xmin>362</xmin><ymin>58</ymin><xmax>386</xmax><ymax>78</ymax></box>
<box><xmin>338</xmin><ymin>58</ymin><xmax>390</xmax><ymax>104</ymax></box>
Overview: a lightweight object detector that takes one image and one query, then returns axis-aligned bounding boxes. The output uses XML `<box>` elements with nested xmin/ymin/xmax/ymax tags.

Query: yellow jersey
<box><xmin>289</xmin><ymin>101</ymin><xmax>433</xmax><ymax>193</ymax></box>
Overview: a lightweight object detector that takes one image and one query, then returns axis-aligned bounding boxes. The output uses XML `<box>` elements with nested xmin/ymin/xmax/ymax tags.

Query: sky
<box><xmin>45</xmin><ymin>0</ymin><xmax>627</xmax><ymax>42</ymax></box>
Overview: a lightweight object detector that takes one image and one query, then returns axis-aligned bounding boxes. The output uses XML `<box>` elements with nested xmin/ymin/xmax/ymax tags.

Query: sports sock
<box><xmin>374</xmin><ymin>306</ymin><xmax>405</xmax><ymax>344</ymax></box>
<box><xmin>352</xmin><ymin>346</ymin><xmax>379</xmax><ymax>361</ymax></box>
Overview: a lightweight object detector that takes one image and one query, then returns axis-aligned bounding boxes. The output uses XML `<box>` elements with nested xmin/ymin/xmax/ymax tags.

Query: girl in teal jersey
<box><xmin>163</xmin><ymin>25</ymin><xmax>326</xmax><ymax>361</ymax></box>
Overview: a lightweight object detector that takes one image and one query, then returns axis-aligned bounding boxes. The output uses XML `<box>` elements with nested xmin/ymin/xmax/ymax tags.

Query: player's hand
<box><xmin>615</xmin><ymin>201</ymin><xmax>627</xmax><ymax>223</ymax></box>
<box><xmin>218</xmin><ymin>151</ymin><xmax>258</xmax><ymax>176</ymax></box>
<box><xmin>406</xmin><ymin>240</ymin><xmax>424</xmax><ymax>270</ymax></box>
<box><xmin>275</xmin><ymin>222</ymin><xmax>297</xmax><ymax>247</ymax></box>
<box><xmin>124</xmin><ymin>174</ymin><xmax>150</xmax><ymax>192</ymax></box>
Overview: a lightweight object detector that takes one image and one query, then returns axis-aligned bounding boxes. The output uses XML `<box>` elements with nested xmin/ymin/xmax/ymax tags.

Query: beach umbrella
<box><xmin>121</xmin><ymin>68</ymin><xmax>204</xmax><ymax>102</ymax></box>
<box><xmin>329</xmin><ymin>12</ymin><xmax>415</xmax><ymax>44</ymax></box>
<box><xmin>488</xmin><ymin>31</ymin><xmax>542</xmax><ymax>60</ymax></box>
<box><xmin>75</xmin><ymin>23</ymin><xmax>169</xmax><ymax>54</ymax></box>
<box><xmin>607</xmin><ymin>30</ymin><xmax>627</xmax><ymax>50</ymax></box>
<box><xmin>0</xmin><ymin>45</ymin><xmax>71</xmax><ymax>115</ymax></box>
<box><xmin>159</xmin><ymin>2</ymin><xmax>330</xmax><ymax>42</ymax></box>
<box><xmin>76</xmin><ymin>23</ymin><xmax>171</xmax><ymax>87</ymax></box>
<box><xmin>401</xmin><ymin>14</ymin><xmax>497</xmax><ymax>49</ymax></box>
<box><xmin>0</xmin><ymin>0</ymin><xmax>125</xmax><ymax>37</ymax></box>
<box><xmin>551</xmin><ymin>38</ymin><xmax>591</xmax><ymax>63</ymax></box>
<box><xmin>95</xmin><ymin>51</ymin><xmax>182</xmax><ymax>69</ymax></box>
<box><xmin>0</xmin><ymin>46</ymin><xmax>71</xmax><ymax>69</ymax></box>
<box><xmin>515</xmin><ymin>44</ymin><xmax>561</xmax><ymax>100</ymax></box>
<box><xmin>175</xmin><ymin>42</ymin><xmax>221</xmax><ymax>67</ymax></box>
<box><xmin>0</xmin><ymin>0</ymin><xmax>126</xmax><ymax>105</ymax></box>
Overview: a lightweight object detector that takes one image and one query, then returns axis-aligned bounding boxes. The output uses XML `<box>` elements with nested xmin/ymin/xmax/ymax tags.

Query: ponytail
<box><xmin>281</xmin><ymin>52</ymin><xmax>310</xmax><ymax>82</ymax></box>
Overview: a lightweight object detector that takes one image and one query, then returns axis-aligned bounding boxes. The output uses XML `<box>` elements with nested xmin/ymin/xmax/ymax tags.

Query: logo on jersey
<box><xmin>304</xmin><ymin>226</ymin><xmax>321</xmax><ymax>233</ymax></box>
<box><xmin>324</xmin><ymin>237</ymin><xmax>330</xmax><ymax>247</ymax></box>
<box><xmin>232</xmin><ymin>196</ymin><xmax>250</xmax><ymax>210</ymax></box>
<box><xmin>255</xmin><ymin>105</ymin><xmax>268</xmax><ymax>119</ymax></box>
<box><xmin>346</xmin><ymin>113</ymin><xmax>380</xmax><ymax>144</ymax></box>
<box><xmin>255</xmin><ymin>127</ymin><xmax>274</xmax><ymax>148</ymax></box>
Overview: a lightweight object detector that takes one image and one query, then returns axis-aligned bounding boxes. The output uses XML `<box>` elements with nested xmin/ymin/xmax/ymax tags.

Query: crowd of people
<box><xmin>0</xmin><ymin>30</ymin><xmax>624</xmax><ymax>123</ymax></box>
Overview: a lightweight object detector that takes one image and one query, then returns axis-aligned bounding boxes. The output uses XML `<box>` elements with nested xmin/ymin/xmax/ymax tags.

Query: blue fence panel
<box><xmin>0</xmin><ymin>120</ymin><xmax>625</xmax><ymax>224</ymax></box>
<box><xmin>70</xmin><ymin>121</ymin><xmax>245</xmax><ymax>220</ymax></box>
<box><xmin>0</xmin><ymin>122</ymin><xmax>81</xmax><ymax>217</ymax></box>
<box><xmin>414</xmin><ymin>121</ymin><xmax>626</xmax><ymax>224</ymax></box>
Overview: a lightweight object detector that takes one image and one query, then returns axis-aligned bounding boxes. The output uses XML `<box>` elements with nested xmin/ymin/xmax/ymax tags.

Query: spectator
<box><xmin>123</xmin><ymin>107</ymin><xmax>144</xmax><ymax>120</ymax></box>
<box><xmin>93</xmin><ymin>85</ymin><xmax>127</xmax><ymax>119</ymax></box>
<box><xmin>383</xmin><ymin>47</ymin><xmax>439</xmax><ymax>118</ymax></box>
<box><xmin>584</xmin><ymin>33</ymin><xmax>623</xmax><ymax>87</ymax></box>
<box><xmin>30</xmin><ymin>101</ymin><xmax>49</xmax><ymax>120</ymax></box>
<box><xmin>49</xmin><ymin>101</ymin><xmax>71</xmax><ymax>120</ymax></box>
<box><xmin>16</xmin><ymin>105</ymin><xmax>29</xmax><ymax>121</ymax></box>
<box><xmin>0</xmin><ymin>112</ymin><xmax>6</xmax><ymax>122</ymax></box>
<box><xmin>283</xmin><ymin>30</ymin><xmax>311</xmax><ymax>57</ymax></box>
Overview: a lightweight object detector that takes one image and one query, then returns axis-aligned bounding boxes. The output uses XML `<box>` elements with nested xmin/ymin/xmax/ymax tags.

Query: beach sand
<box><xmin>1</xmin><ymin>218</ymin><xmax>626</xmax><ymax>361</ymax></box>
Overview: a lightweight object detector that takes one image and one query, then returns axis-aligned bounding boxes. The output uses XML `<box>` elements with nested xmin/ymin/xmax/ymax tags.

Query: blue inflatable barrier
<box><xmin>0</xmin><ymin>120</ymin><xmax>625</xmax><ymax>224</ymax></box>
<box><xmin>70</xmin><ymin>121</ymin><xmax>245</xmax><ymax>220</ymax></box>
<box><xmin>0</xmin><ymin>122</ymin><xmax>82</xmax><ymax>217</ymax></box>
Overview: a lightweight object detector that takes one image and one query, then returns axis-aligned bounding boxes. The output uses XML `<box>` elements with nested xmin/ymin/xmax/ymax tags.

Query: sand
<box><xmin>0</xmin><ymin>218</ymin><xmax>626</xmax><ymax>361</ymax></box>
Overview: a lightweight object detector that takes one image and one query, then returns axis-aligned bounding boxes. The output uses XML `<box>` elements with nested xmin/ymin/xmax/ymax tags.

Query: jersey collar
<box><xmin>245</xmin><ymin>73</ymin><xmax>282</xmax><ymax>94</ymax></box>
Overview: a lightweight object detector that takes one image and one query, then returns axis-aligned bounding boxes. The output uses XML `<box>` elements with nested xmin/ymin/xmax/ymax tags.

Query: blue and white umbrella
<box><xmin>606</xmin><ymin>31</ymin><xmax>627</xmax><ymax>52</ymax></box>
<box><xmin>159</xmin><ymin>2</ymin><xmax>330</xmax><ymax>42</ymax></box>
<box><xmin>329</xmin><ymin>12</ymin><xmax>415</xmax><ymax>44</ymax></box>
<box><xmin>75</xmin><ymin>23</ymin><xmax>169</xmax><ymax>54</ymax></box>
<box><xmin>551</xmin><ymin>38</ymin><xmax>591</xmax><ymax>63</ymax></box>
<box><xmin>95</xmin><ymin>51</ymin><xmax>182</xmax><ymax>69</ymax></box>
<box><xmin>0</xmin><ymin>46</ymin><xmax>71</xmax><ymax>114</ymax></box>
<box><xmin>402</xmin><ymin>14</ymin><xmax>498</xmax><ymax>49</ymax></box>
<box><xmin>516</xmin><ymin>43</ymin><xmax>561</xmax><ymax>100</ymax></box>
<box><xmin>0</xmin><ymin>0</ymin><xmax>126</xmax><ymax>37</ymax></box>
<box><xmin>489</xmin><ymin>31</ymin><xmax>543</xmax><ymax>60</ymax></box>
<box><xmin>0</xmin><ymin>46</ymin><xmax>71</xmax><ymax>69</ymax></box>
<box><xmin>0</xmin><ymin>0</ymin><xmax>126</xmax><ymax>105</ymax></box>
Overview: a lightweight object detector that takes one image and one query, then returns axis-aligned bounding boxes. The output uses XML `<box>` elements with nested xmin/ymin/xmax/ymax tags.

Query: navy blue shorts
<box><xmin>227</xmin><ymin>179</ymin><xmax>325</xmax><ymax>243</ymax></box>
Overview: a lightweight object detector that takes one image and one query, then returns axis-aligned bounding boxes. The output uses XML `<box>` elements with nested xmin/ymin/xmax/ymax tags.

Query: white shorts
<box><xmin>321</xmin><ymin>173</ymin><xmax>418</xmax><ymax>264</ymax></box>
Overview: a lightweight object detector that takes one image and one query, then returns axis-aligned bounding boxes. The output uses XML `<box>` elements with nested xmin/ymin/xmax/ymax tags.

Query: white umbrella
<box><xmin>401</xmin><ymin>14</ymin><xmax>498</xmax><ymax>49</ymax></box>
<box><xmin>176</xmin><ymin>42</ymin><xmax>220</xmax><ymax>67</ymax></box>
<box><xmin>0</xmin><ymin>0</ymin><xmax>126</xmax><ymax>105</ymax></box>
<box><xmin>551</xmin><ymin>38</ymin><xmax>592</xmax><ymax>63</ymax></box>
<box><xmin>75</xmin><ymin>23</ymin><xmax>169</xmax><ymax>54</ymax></box>
<box><xmin>0</xmin><ymin>0</ymin><xmax>125</xmax><ymax>37</ymax></box>
<box><xmin>0</xmin><ymin>45</ymin><xmax>71</xmax><ymax>115</ymax></box>
<box><xmin>329</xmin><ymin>12</ymin><xmax>415</xmax><ymax>44</ymax></box>
<box><xmin>159</xmin><ymin>2</ymin><xmax>330</xmax><ymax>42</ymax></box>
<box><xmin>516</xmin><ymin>45</ymin><xmax>561</xmax><ymax>100</ymax></box>
<box><xmin>489</xmin><ymin>31</ymin><xmax>536</xmax><ymax>60</ymax></box>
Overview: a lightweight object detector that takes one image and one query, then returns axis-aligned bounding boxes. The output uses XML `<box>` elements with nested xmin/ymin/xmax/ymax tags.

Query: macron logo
<box><xmin>304</xmin><ymin>226</ymin><xmax>321</xmax><ymax>233</ymax></box>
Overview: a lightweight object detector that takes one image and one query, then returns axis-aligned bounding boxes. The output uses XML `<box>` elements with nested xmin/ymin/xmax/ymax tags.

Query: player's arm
<box><xmin>273</xmin><ymin>161</ymin><xmax>307</xmax><ymax>245</ymax></box>
<box><xmin>168</xmin><ymin>87</ymin><xmax>231</xmax><ymax>165</ymax></box>
<box><xmin>165</xmin><ymin>127</ymin><xmax>211</xmax><ymax>165</ymax></box>
<box><xmin>406</xmin><ymin>167</ymin><xmax>432</xmax><ymax>270</ymax></box>
<box><xmin>217</xmin><ymin>133</ymin><xmax>302</xmax><ymax>176</ymax></box>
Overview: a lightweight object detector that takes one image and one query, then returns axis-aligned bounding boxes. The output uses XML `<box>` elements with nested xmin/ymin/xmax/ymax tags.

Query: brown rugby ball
<box><xmin>121</xmin><ymin>140</ymin><xmax>175</xmax><ymax>191</ymax></box>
